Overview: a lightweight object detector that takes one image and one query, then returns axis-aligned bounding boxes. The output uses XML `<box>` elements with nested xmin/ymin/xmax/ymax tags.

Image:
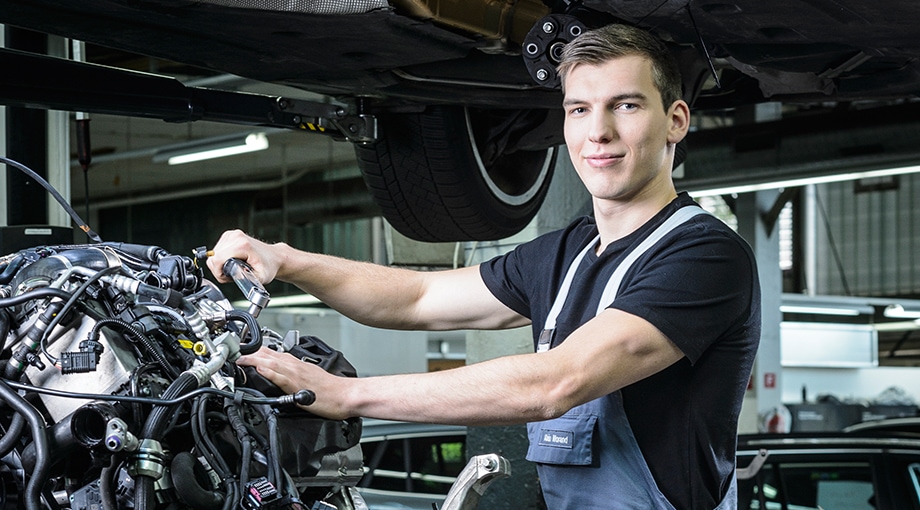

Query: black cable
<box><xmin>224</xmin><ymin>399</ymin><xmax>254</xmax><ymax>488</ymax></box>
<box><xmin>236</xmin><ymin>387</ymin><xmax>282</xmax><ymax>490</ymax></box>
<box><xmin>189</xmin><ymin>398</ymin><xmax>222</xmax><ymax>486</ymax></box>
<box><xmin>0</xmin><ymin>156</ymin><xmax>102</xmax><ymax>243</ymax></box>
<box><xmin>40</xmin><ymin>265</ymin><xmax>120</xmax><ymax>366</ymax></box>
<box><xmin>88</xmin><ymin>318</ymin><xmax>175</xmax><ymax>378</ymax></box>
<box><xmin>192</xmin><ymin>397</ymin><xmax>234</xmax><ymax>499</ymax></box>
<box><xmin>3</xmin><ymin>379</ymin><xmax>262</xmax><ymax>406</ymax></box>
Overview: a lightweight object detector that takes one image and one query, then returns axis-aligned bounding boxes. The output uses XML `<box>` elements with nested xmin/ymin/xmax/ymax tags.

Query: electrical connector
<box><xmin>243</xmin><ymin>477</ymin><xmax>281</xmax><ymax>509</ymax></box>
<box><xmin>60</xmin><ymin>339</ymin><xmax>104</xmax><ymax>374</ymax></box>
<box><xmin>60</xmin><ymin>351</ymin><xmax>98</xmax><ymax>374</ymax></box>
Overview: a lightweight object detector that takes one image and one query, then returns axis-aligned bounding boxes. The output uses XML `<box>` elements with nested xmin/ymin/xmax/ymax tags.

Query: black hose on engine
<box><xmin>226</xmin><ymin>309</ymin><xmax>262</xmax><ymax>355</ymax></box>
<box><xmin>134</xmin><ymin>372</ymin><xmax>200</xmax><ymax>510</ymax></box>
<box><xmin>0</xmin><ymin>287</ymin><xmax>72</xmax><ymax>307</ymax></box>
<box><xmin>0</xmin><ymin>413</ymin><xmax>25</xmax><ymax>458</ymax></box>
<box><xmin>0</xmin><ymin>254</ymin><xmax>25</xmax><ymax>284</ymax></box>
<box><xmin>170</xmin><ymin>451</ymin><xmax>225</xmax><ymax>509</ymax></box>
<box><xmin>0</xmin><ymin>379</ymin><xmax>49</xmax><ymax>510</ymax></box>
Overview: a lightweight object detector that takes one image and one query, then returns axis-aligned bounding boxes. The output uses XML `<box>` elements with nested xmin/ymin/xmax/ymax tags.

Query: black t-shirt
<box><xmin>480</xmin><ymin>192</ymin><xmax>761</xmax><ymax>510</ymax></box>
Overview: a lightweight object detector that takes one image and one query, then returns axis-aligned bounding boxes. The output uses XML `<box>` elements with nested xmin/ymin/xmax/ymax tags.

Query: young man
<box><xmin>208</xmin><ymin>24</ymin><xmax>760</xmax><ymax>509</ymax></box>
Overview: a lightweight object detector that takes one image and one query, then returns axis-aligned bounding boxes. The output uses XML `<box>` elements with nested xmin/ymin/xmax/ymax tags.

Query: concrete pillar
<box><xmin>464</xmin><ymin>153</ymin><xmax>589</xmax><ymax>509</ymax></box>
<box><xmin>735</xmin><ymin>190</ymin><xmax>784</xmax><ymax>432</ymax></box>
<box><xmin>2</xmin><ymin>31</ymin><xmax>70</xmax><ymax>229</ymax></box>
<box><xmin>46</xmin><ymin>35</ymin><xmax>71</xmax><ymax>229</ymax></box>
<box><xmin>465</xmin><ymin>328</ymin><xmax>544</xmax><ymax>510</ymax></box>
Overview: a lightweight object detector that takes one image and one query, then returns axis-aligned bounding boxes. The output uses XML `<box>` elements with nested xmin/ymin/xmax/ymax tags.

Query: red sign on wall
<box><xmin>764</xmin><ymin>373</ymin><xmax>776</xmax><ymax>389</ymax></box>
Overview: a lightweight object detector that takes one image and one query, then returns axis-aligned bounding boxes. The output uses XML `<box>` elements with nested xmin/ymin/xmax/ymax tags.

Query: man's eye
<box><xmin>568</xmin><ymin>107</ymin><xmax>587</xmax><ymax>115</ymax></box>
<box><xmin>617</xmin><ymin>103</ymin><xmax>639</xmax><ymax>111</ymax></box>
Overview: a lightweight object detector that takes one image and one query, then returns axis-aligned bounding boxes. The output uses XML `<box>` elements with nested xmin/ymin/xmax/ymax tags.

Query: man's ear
<box><xmin>666</xmin><ymin>100</ymin><xmax>691</xmax><ymax>144</ymax></box>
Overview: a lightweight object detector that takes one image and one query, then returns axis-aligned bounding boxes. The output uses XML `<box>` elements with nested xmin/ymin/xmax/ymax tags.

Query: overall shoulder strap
<box><xmin>541</xmin><ymin>204</ymin><xmax>710</xmax><ymax>340</ymax></box>
<box><xmin>595</xmin><ymin>204</ymin><xmax>708</xmax><ymax>315</ymax></box>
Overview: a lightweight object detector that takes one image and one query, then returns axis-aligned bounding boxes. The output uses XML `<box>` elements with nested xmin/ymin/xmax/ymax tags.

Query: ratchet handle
<box><xmin>223</xmin><ymin>258</ymin><xmax>270</xmax><ymax>315</ymax></box>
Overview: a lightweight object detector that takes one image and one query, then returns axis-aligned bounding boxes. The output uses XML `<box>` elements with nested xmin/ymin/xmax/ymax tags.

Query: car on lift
<box><xmin>1</xmin><ymin>1</ymin><xmax>918</xmax><ymax>242</ymax></box>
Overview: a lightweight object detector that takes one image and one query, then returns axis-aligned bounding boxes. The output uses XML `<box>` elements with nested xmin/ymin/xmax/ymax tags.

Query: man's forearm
<box><xmin>271</xmin><ymin>243</ymin><xmax>429</xmax><ymax>329</ymax></box>
<box><xmin>269</xmin><ymin>242</ymin><xmax>525</xmax><ymax>332</ymax></box>
<box><xmin>336</xmin><ymin>353</ymin><xmax>574</xmax><ymax>426</ymax></box>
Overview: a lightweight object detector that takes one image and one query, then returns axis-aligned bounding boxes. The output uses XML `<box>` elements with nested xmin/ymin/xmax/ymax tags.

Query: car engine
<box><xmin>0</xmin><ymin>239</ymin><xmax>368</xmax><ymax>510</ymax></box>
<box><xmin>0</xmin><ymin>160</ymin><xmax>366</xmax><ymax>510</ymax></box>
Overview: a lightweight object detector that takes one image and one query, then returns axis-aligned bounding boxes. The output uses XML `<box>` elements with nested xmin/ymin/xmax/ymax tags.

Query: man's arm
<box><xmin>238</xmin><ymin>307</ymin><xmax>685</xmax><ymax>425</ymax></box>
<box><xmin>207</xmin><ymin>229</ymin><xmax>527</xmax><ymax>331</ymax></box>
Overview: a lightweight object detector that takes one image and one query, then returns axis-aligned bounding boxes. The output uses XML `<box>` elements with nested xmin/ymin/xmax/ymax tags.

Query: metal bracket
<box><xmin>736</xmin><ymin>448</ymin><xmax>770</xmax><ymax>480</ymax></box>
<box><xmin>439</xmin><ymin>453</ymin><xmax>511</xmax><ymax>510</ymax></box>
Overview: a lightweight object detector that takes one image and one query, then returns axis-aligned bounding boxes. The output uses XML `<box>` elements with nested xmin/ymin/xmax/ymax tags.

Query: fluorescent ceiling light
<box><xmin>780</xmin><ymin>293</ymin><xmax>874</xmax><ymax>316</ymax></box>
<box><xmin>883</xmin><ymin>303</ymin><xmax>920</xmax><ymax>319</ymax></box>
<box><xmin>152</xmin><ymin>132</ymin><xmax>269</xmax><ymax>165</ymax></box>
<box><xmin>689</xmin><ymin>164</ymin><xmax>920</xmax><ymax>197</ymax></box>
<box><xmin>779</xmin><ymin>305</ymin><xmax>865</xmax><ymax>316</ymax></box>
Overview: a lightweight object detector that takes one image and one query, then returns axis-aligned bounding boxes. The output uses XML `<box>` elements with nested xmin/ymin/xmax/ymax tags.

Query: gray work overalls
<box><xmin>525</xmin><ymin>205</ymin><xmax>738</xmax><ymax>509</ymax></box>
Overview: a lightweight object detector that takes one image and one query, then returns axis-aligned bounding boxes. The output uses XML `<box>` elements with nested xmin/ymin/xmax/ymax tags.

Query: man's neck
<box><xmin>593</xmin><ymin>189</ymin><xmax>679</xmax><ymax>252</ymax></box>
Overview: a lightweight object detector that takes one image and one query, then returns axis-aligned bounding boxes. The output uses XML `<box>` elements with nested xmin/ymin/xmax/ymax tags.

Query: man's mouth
<box><xmin>584</xmin><ymin>153</ymin><xmax>624</xmax><ymax>167</ymax></box>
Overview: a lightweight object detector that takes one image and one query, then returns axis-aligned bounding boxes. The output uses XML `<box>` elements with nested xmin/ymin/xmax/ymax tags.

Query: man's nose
<box><xmin>587</xmin><ymin>112</ymin><xmax>614</xmax><ymax>144</ymax></box>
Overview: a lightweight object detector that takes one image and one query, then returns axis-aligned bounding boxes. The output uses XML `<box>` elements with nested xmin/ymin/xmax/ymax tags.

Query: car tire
<box><xmin>355</xmin><ymin>106</ymin><xmax>557</xmax><ymax>242</ymax></box>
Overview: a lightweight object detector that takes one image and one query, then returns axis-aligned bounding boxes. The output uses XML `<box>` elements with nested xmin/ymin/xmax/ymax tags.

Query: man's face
<box><xmin>562</xmin><ymin>55</ymin><xmax>687</xmax><ymax>205</ymax></box>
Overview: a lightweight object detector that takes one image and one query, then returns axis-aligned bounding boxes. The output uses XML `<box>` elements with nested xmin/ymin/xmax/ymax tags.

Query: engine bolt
<box><xmin>542</xmin><ymin>21</ymin><xmax>555</xmax><ymax>34</ymax></box>
<box><xmin>536</xmin><ymin>68</ymin><xmax>549</xmax><ymax>81</ymax></box>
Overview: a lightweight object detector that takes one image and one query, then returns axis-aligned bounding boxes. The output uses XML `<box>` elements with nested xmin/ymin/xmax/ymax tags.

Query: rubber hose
<box><xmin>0</xmin><ymin>309</ymin><xmax>10</xmax><ymax>350</ymax></box>
<box><xmin>0</xmin><ymin>287</ymin><xmax>71</xmax><ymax>308</ymax></box>
<box><xmin>170</xmin><ymin>452</ymin><xmax>225</xmax><ymax>509</ymax></box>
<box><xmin>136</xmin><ymin>372</ymin><xmax>200</xmax><ymax>510</ymax></box>
<box><xmin>0</xmin><ymin>413</ymin><xmax>25</xmax><ymax>457</ymax></box>
<box><xmin>226</xmin><ymin>309</ymin><xmax>262</xmax><ymax>355</ymax></box>
<box><xmin>99</xmin><ymin>454</ymin><xmax>123</xmax><ymax>510</ymax></box>
<box><xmin>0</xmin><ymin>379</ymin><xmax>49</xmax><ymax>510</ymax></box>
<box><xmin>0</xmin><ymin>254</ymin><xmax>24</xmax><ymax>284</ymax></box>
<box><xmin>20</xmin><ymin>409</ymin><xmax>78</xmax><ymax>472</ymax></box>
<box><xmin>8</xmin><ymin>248</ymin><xmax>115</xmax><ymax>291</ymax></box>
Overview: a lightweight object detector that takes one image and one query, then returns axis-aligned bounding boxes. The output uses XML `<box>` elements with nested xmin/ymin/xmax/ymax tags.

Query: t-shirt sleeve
<box><xmin>478</xmin><ymin>224</ymin><xmax>585</xmax><ymax>320</ymax></box>
<box><xmin>479</xmin><ymin>244</ymin><xmax>534</xmax><ymax>319</ymax></box>
<box><xmin>610</xmin><ymin>225</ymin><xmax>758</xmax><ymax>364</ymax></box>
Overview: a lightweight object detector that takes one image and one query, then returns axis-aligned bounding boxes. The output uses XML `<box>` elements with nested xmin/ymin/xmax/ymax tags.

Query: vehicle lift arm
<box><xmin>0</xmin><ymin>46</ymin><xmax>376</xmax><ymax>143</ymax></box>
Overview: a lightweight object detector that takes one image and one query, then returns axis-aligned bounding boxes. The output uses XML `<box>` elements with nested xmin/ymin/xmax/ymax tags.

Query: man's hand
<box><xmin>237</xmin><ymin>347</ymin><xmax>351</xmax><ymax>420</ymax></box>
<box><xmin>207</xmin><ymin>229</ymin><xmax>285</xmax><ymax>285</ymax></box>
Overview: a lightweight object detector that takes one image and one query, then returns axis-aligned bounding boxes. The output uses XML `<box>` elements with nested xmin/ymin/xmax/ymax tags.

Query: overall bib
<box><xmin>525</xmin><ymin>205</ymin><xmax>738</xmax><ymax>509</ymax></box>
